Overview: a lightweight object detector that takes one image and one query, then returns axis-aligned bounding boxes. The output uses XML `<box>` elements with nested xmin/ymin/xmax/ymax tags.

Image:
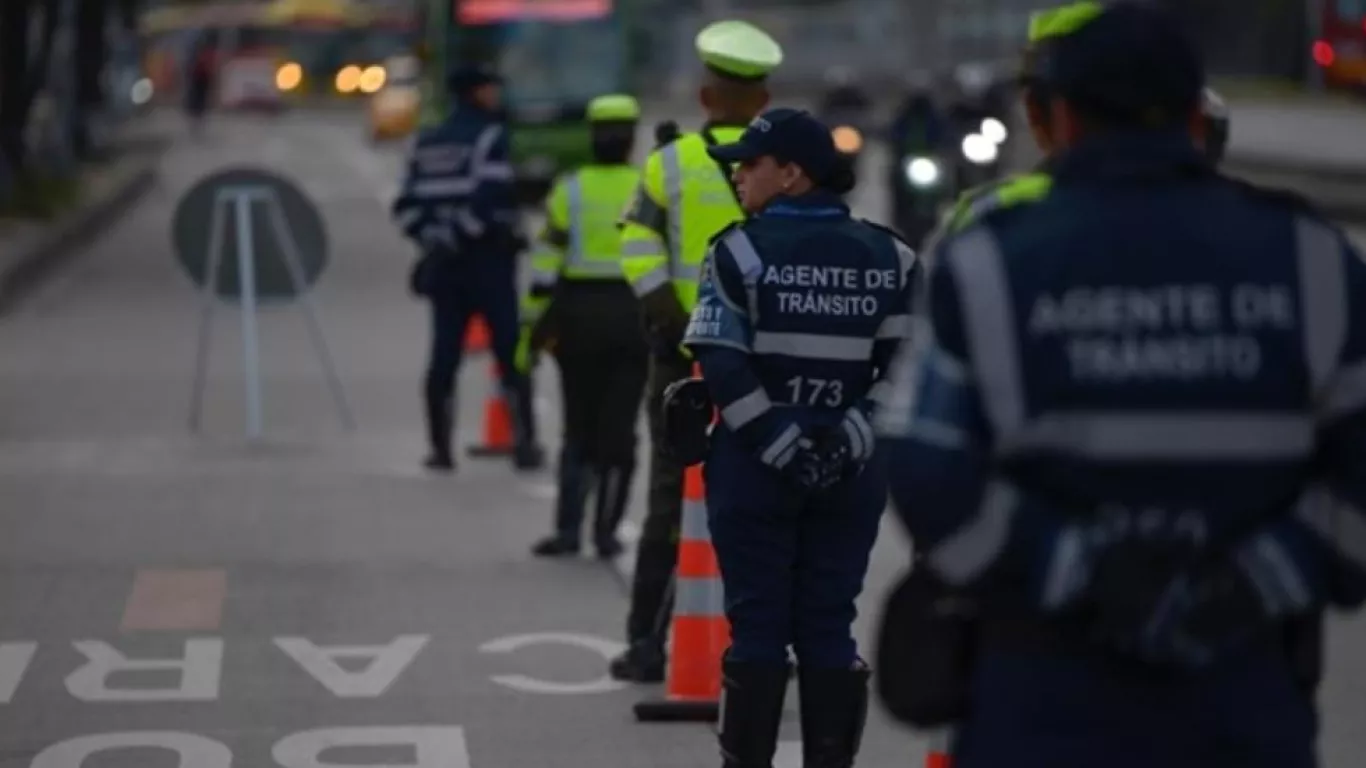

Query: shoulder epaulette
<box><xmin>706</xmin><ymin>219</ymin><xmax>744</xmax><ymax>247</ymax></box>
<box><xmin>859</xmin><ymin>218</ymin><xmax>913</xmax><ymax>249</ymax></box>
<box><xmin>1223</xmin><ymin>175</ymin><xmax>1321</xmax><ymax>217</ymax></box>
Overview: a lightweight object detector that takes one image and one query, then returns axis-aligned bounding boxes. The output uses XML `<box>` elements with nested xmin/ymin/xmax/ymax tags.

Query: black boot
<box><xmin>798</xmin><ymin>662</ymin><xmax>871</xmax><ymax>768</ymax></box>
<box><xmin>504</xmin><ymin>381</ymin><xmax>546</xmax><ymax>471</ymax></box>
<box><xmin>531</xmin><ymin>447</ymin><xmax>594</xmax><ymax>557</ymax></box>
<box><xmin>592</xmin><ymin>462</ymin><xmax>635</xmax><ymax>559</ymax></box>
<box><xmin>717</xmin><ymin>659</ymin><xmax>791</xmax><ymax>768</ymax></box>
<box><xmin>607</xmin><ymin>640</ymin><xmax>666</xmax><ymax>683</ymax></box>
<box><xmin>423</xmin><ymin>393</ymin><xmax>454</xmax><ymax>472</ymax></box>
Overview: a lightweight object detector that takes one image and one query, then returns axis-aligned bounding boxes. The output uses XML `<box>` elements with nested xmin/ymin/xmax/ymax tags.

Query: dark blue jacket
<box><xmin>878</xmin><ymin>129</ymin><xmax>1366</xmax><ymax>620</ymax></box>
<box><xmin>683</xmin><ymin>191</ymin><xmax>919</xmax><ymax>469</ymax></box>
<box><xmin>391</xmin><ymin>102</ymin><xmax>517</xmax><ymax>253</ymax></box>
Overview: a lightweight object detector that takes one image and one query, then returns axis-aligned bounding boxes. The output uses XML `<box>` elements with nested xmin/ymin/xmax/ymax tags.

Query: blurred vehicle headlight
<box><xmin>904</xmin><ymin>156</ymin><xmax>940</xmax><ymax>187</ymax></box>
<box><xmin>335</xmin><ymin>65</ymin><xmax>362</xmax><ymax>93</ymax></box>
<box><xmin>961</xmin><ymin>133</ymin><xmax>999</xmax><ymax>165</ymax></box>
<box><xmin>276</xmin><ymin>62</ymin><xmax>303</xmax><ymax>91</ymax></box>
<box><xmin>980</xmin><ymin>117</ymin><xmax>1008</xmax><ymax>144</ymax></box>
<box><xmin>832</xmin><ymin>125</ymin><xmax>863</xmax><ymax>154</ymax></box>
<box><xmin>130</xmin><ymin>77</ymin><xmax>153</xmax><ymax>105</ymax></box>
<box><xmin>359</xmin><ymin>65</ymin><xmax>386</xmax><ymax>94</ymax></box>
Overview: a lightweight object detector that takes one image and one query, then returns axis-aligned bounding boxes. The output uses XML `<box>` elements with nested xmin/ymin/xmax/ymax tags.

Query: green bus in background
<box><xmin>419</xmin><ymin>0</ymin><xmax>641</xmax><ymax>203</ymax></box>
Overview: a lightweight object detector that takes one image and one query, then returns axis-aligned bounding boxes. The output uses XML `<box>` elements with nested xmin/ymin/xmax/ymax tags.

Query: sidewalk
<box><xmin>0</xmin><ymin>122</ymin><xmax>169</xmax><ymax>313</ymax></box>
<box><xmin>1225</xmin><ymin>98</ymin><xmax>1366</xmax><ymax>177</ymax></box>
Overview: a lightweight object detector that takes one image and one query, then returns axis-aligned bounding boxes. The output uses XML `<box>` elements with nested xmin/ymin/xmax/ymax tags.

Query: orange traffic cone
<box><xmin>925</xmin><ymin>729</ymin><xmax>954</xmax><ymax>768</ymax></box>
<box><xmin>634</xmin><ymin>370</ymin><xmax>728</xmax><ymax>723</ymax></box>
<box><xmin>464</xmin><ymin>314</ymin><xmax>490</xmax><ymax>353</ymax></box>
<box><xmin>466</xmin><ymin>362</ymin><xmax>514</xmax><ymax>457</ymax></box>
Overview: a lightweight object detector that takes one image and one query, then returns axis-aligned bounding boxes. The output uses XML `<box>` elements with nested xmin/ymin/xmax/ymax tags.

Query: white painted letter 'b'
<box><xmin>65</xmin><ymin>639</ymin><xmax>223</xmax><ymax>702</ymax></box>
<box><xmin>30</xmin><ymin>732</ymin><xmax>231</xmax><ymax>768</ymax></box>
<box><xmin>273</xmin><ymin>726</ymin><xmax>470</xmax><ymax>768</ymax></box>
<box><xmin>274</xmin><ymin>635</ymin><xmax>429</xmax><ymax>698</ymax></box>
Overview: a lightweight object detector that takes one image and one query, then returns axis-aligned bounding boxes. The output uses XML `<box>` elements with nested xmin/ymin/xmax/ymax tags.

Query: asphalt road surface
<box><xmin>0</xmin><ymin>108</ymin><xmax>1363</xmax><ymax>768</ymax></box>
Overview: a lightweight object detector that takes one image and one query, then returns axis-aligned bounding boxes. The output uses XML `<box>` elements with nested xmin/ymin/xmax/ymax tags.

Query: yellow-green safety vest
<box><xmin>619</xmin><ymin>129</ymin><xmax>746</xmax><ymax>313</ymax></box>
<box><xmin>522</xmin><ymin>164</ymin><xmax>641</xmax><ymax>323</ymax></box>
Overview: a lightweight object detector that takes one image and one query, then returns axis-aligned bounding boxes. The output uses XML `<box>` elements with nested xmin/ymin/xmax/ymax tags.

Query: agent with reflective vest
<box><xmin>877</xmin><ymin>3</ymin><xmax>1366</xmax><ymax>766</ymax></box>
<box><xmin>518</xmin><ymin>94</ymin><xmax>649</xmax><ymax>560</ymax></box>
<box><xmin>609</xmin><ymin>19</ymin><xmax>784</xmax><ymax>683</ymax></box>
<box><xmin>681</xmin><ymin>108</ymin><xmax>917</xmax><ymax>768</ymax></box>
<box><xmin>392</xmin><ymin>64</ymin><xmax>545</xmax><ymax>473</ymax></box>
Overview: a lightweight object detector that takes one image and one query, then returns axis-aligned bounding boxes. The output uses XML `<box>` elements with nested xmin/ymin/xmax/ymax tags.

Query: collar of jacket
<box><xmin>453</xmin><ymin>101</ymin><xmax>502</xmax><ymax>121</ymax></box>
<box><xmin>758</xmin><ymin>191</ymin><xmax>850</xmax><ymax>218</ymax></box>
<box><xmin>701</xmin><ymin>119</ymin><xmax>750</xmax><ymax>133</ymax></box>
<box><xmin>1050</xmin><ymin>128</ymin><xmax>1212</xmax><ymax>183</ymax></box>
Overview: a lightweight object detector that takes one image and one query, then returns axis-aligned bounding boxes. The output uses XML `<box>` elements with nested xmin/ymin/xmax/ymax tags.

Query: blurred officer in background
<box><xmin>521</xmin><ymin>94</ymin><xmax>649</xmax><ymax>559</ymax></box>
<box><xmin>878</xmin><ymin>3</ymin><xmax>1366</xmax><ymax>766</ymax></box>
<box><xmin>609</xmin><ymin>19</ymin><xmax>783</xmax><ymax>683</ymax></box>
<box><xmin>924</xmin><ymin>35</ymin><xmax>1235</xmax><ymax>261</ymax></box>
<box><xmin>392</xmin><ymin>64</ymin><xmax>545</xmax><ymax>473</ymax></box>
<box><xmin>683</xmin><ymin>108</ymin><xmax>917</xmax><ymax>768</ymax></box>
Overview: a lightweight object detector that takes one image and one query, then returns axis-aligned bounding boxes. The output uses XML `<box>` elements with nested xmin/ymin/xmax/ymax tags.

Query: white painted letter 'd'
<box><xmin>65</xmin><ymin>639</ymin><xmax>222</xmax><ymax>702</ymax></box>
<box><xmin>30</xmin><ymin>731</ymin><xmax>231</xmax><ymax>768</ymax></box>
<box><xmin>273</xmin><ymin>726</ymin><xmax>470</xmax><ymax>768</ymax></box>
<box><xmin>274</xmin><ymin>635</ymin><xmax>429</xmax><ymax>698</ymax></box>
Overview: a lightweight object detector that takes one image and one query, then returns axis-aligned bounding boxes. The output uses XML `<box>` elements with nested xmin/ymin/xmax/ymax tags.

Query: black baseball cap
<box><xmin>1031</xmin><ymin>2</ymin><xmax>1204</xmax><ymax>124</ymax></box>
<box><xmin>707</xmin><ymin>108</ymin><xmax>841</xmax><ymax>185</ymax></box>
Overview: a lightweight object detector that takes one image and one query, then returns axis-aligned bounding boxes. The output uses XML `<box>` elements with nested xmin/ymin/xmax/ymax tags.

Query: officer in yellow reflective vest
<box><xmin>516</xmin><ymin>95</ymin><xmax>650</xmax><ymax>559</ymax></box>
<box><xmin>609</xmin><ymin>20</ymin><xmax>784</xmax><ymax>682</ymax></box>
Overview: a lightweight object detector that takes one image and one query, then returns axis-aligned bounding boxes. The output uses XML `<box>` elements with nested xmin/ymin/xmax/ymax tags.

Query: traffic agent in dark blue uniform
<box><xmin>392</xmin><ymin>64</ymin><xmax>544</xmax><ymax>472</ymax></box>
<box><xmin>876</xmin><ymin>3</ymin><xmax>1366</xmax><ymax>766</ymax></box>
<box><xmin>680</xmin><ymin>108</ymin><xmax>918</xmax><ymax>768</ymax></box>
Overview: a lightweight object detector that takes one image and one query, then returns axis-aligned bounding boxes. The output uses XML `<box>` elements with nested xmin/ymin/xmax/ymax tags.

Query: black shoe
<box><xmin>595</xmin><ymin>538</ymin><xmax>625</xmax><ymax>560</ymax></box>
<box><xmin>718</xmin><ymin>658</ymin><xmax>791</xmax><ymax>768</ymax></box>
<box><xmin>531</xmin><ymin>536</ymin><xmax>580</xmax><ymax>557</ymax></box>
<box><xmin>423</xmin><ymin>453</ymin><xmax>455</xmax><ymax>472</ymax></box>
<box><xmin>513</xmin><ymin>442</ymin><xmax>546</xmax><ymax>471</ymax></box>
<box><xmin>608</xmin><ymin>644</ymin><xmax>666</xmax><ymax>683</ymax></box>
<box><xmin>798</xmin><ymin>662</ymin><xmax>871</xmax><ymax>768</ymax></box>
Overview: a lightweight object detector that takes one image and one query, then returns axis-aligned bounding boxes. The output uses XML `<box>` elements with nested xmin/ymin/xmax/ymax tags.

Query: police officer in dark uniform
<box><xmin>878</xmin><ymin>3</ymin><xmax>1366</xmax><ymax>766</ymax></box>
<box><xmin>392</xmin><ymin>64</ymin><xmax>545</xmax><ymax>473</ymax></box>
<box><xmin>681</xmin><ymin>107</ymin><xmax>918</xmax><ymax>768</ymax></box>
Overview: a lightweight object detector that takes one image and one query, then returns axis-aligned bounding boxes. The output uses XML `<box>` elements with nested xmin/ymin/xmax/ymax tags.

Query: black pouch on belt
<box><xmin>874</xmin><ymin>564</ymin><xmax>978</xmax><ymax>728</ymax></box>
<box><xmin>661</xmin><ymin>377</ymin><xmax>713</xmax><ymax>466</ymax></box>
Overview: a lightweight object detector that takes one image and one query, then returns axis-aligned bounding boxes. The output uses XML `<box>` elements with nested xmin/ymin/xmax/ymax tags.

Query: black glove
<box><xmin>1090</xmin><ymin>545</ymin><xmax>1268</xmax><ymax>671</ymax></box>
<box><xmin>783</xmin><ymin>431</ymin><xmax>852</xmax><ymax>492</ymax></box>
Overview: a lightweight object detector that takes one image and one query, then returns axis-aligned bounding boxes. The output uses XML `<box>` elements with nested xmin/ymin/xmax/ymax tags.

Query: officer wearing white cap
<box><xmin>609</xmin><ymin>20</ymin><xmax>783</xmax><ymax>682</ymax></box>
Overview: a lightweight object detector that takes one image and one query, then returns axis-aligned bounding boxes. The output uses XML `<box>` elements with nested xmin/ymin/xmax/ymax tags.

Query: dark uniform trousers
<box><xmin>547</xmin><ymin>281</ymin><xmax>649</xmax><ymax>543</ymax></box>
<box><xmin>423</xmin><ymin>247</ymin><xmax>529</xmax><ymax>454</ymax></box>
<box><xmin>623</xmin><ymin>350</ymin><xmax>693</xmax><ymax>649</ymax></box>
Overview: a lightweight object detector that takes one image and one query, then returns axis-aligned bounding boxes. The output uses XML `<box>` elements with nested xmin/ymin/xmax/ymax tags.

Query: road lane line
<box><xmin>775</xmin><ymin>740</ymin><xmax>802</xmax><ymax>768</ymax></box>
<box><xmin>120</xmin><ymin>568</ymin><xmax>227</xmax><ymax>632</ymax></box>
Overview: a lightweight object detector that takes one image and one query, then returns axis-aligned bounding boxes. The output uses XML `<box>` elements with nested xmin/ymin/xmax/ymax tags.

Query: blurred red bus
<box><xmin>1314</xmin><ymin>0</ymin><xmax>1366</xmax><ymax>89</ymax></box>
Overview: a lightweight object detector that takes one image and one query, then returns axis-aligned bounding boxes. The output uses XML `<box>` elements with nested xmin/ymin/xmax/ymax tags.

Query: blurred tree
<box><xmin>0</xmin><ymin>0</ymin><xmax>61</xmax><ymax>173</ymax></box>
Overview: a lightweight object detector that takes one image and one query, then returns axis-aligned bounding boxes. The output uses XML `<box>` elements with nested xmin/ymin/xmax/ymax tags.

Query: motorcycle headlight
<box><xmin>980</xmin><ymin>117</ymin><xmax>1008</xmax><ymax>144</ymax></box>
<box><xmin>961</xmin><ymin>133</ymin><xmax>999</xmax><ymax>165</ymax></box>
<box><xmin>832</xmin><ymin>125</ymin><xmax>863</xmax><ymax>154</ymax></box>
<box><xmin>130</xmin><ymin>77</ymin><xmax>153</xmax><ymax>105</ymax></box>
<box><xmin>904</xmin><ymin>157</ymin><xmax>940</xmax><ymax>187</ymax></box>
